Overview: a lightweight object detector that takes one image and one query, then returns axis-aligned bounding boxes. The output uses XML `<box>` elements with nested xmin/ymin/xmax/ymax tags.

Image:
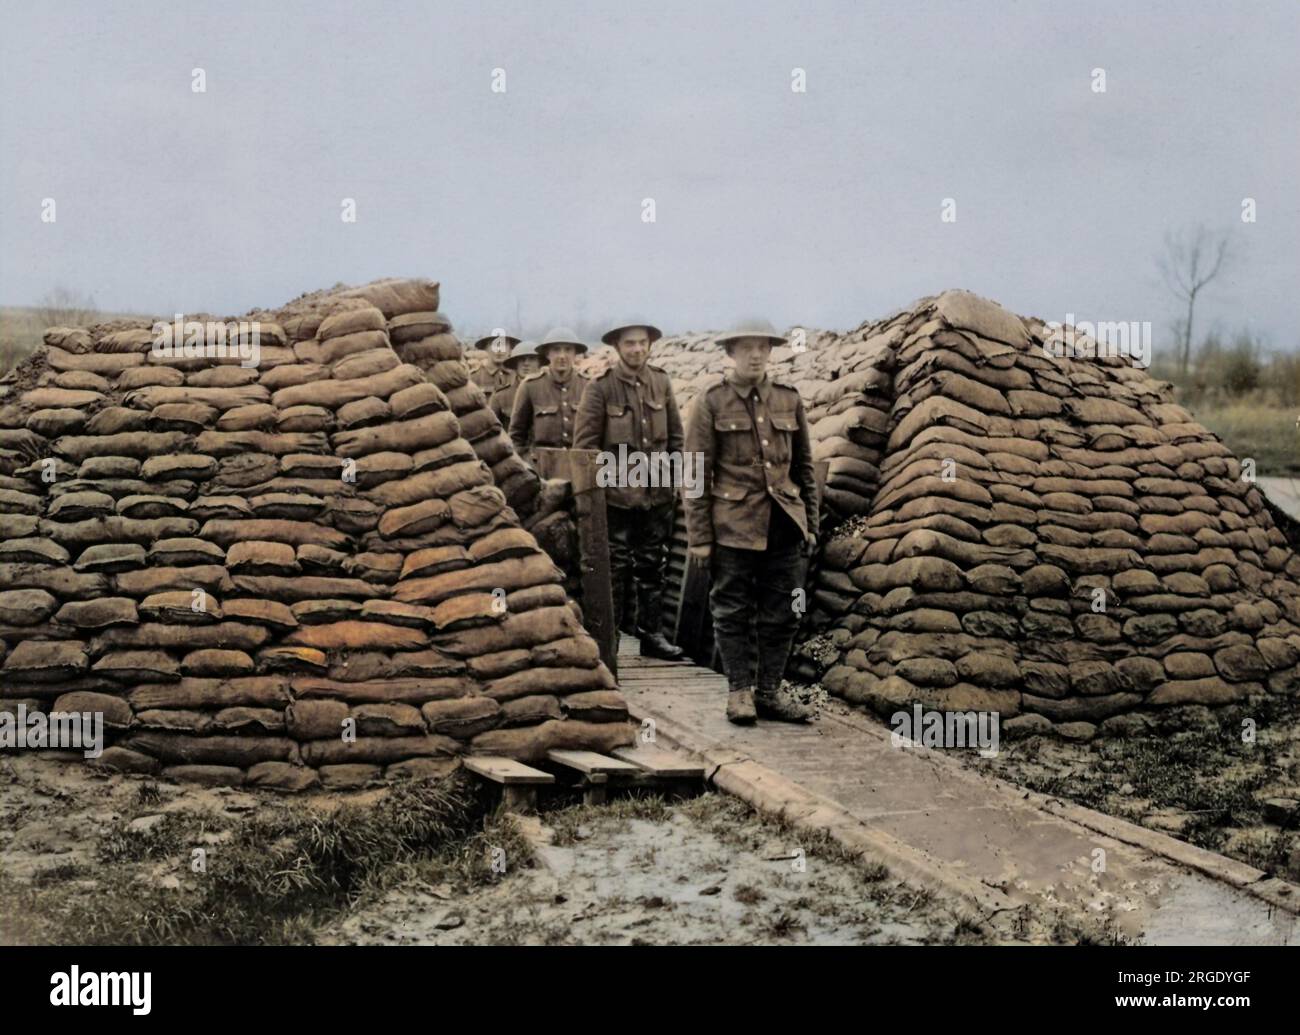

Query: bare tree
<box><xmin>1157</xmin><ymin>224</ymin><xmax>1234</xmax><ymax>376</ymax></box>
<box><xmin>36</xmin><ymin>285</ymin><xmax>100</xmax><ymax>328</ymax></box>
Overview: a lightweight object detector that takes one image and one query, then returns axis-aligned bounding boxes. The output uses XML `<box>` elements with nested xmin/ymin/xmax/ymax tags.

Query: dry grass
<box><xmin>0</xmin><ymin>772</ymin><xmax>510</xmax><ymax>945</ymax></box>
<box><xmin>0</xmin><ymin>307</ymin><xmax>46</xmax><ymax>375</ymax></box>
<box><xmin>1188</xmin><ymin>401</ymin><xmax>1300</xmax><ymax>474</ymax></box>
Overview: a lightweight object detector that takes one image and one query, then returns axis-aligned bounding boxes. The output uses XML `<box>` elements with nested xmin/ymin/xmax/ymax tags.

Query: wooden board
<box><xmin>546</xmin><ymin>749</ymin><xmax>643</xmax><ymax>775</ymax></box>
<box><xmin>612</xmin><ymin>745</ymin><xmax>706</xmax><ymax>779</ymax></box>
<box><xmin>463</xmin><ymin>756</ymin><xmax>555</xmax><ymax>785</ymax></box>
<box><xmin>536</xmin><ymin>447</ymin><xmax>617</xmax><ymax>677</ymax></box>
<box><xmin>672</xmin><ymin>549</ymin><xmax>715</xmax><ymax>666</ymax></box>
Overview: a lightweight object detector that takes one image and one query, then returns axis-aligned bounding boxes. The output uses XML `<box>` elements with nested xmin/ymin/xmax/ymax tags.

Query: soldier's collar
<box><xmin>548</xmin><ymin>366</ymin><xmax>575</xmax><ymax>384</ymax></box>
<box><xmin>726</xmin><ymin>371</ymin><xmax>771</xmax><ymax>403</ymax></box>
<box><xmin>615</xmin><ymin>358</ymin><xmax>652</xmax><ymax>384</ymax></box>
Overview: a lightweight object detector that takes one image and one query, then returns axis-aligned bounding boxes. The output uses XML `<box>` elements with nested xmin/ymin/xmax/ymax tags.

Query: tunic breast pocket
<box><xmin>767</xmin><ymin>411</ymin><xmax>799</xmax><ymax>463</ymax></box>
<box><xmin>645</xmin><ymin>398</ymin><xmax>668</xmax><ymax>445</ymax></box>
<box><xmin>533</xmin><ymin>405</ymin><xmax>562</xmax><ymax>444</ymax></box>
<box><xmin>605</xmin><ymin>403</ymin><xmax>634</xmax><ymax>446</ymax></box>
<box><xmin>714</xmin><ymin>412</ymin><xmax>756</xmax><ymax>465</ymax></box>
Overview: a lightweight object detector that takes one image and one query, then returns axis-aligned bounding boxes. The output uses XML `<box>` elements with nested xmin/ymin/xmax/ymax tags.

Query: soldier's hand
<box><xmin>804</xmin><ymin>531</ymin><xmax>816</xmax><ymax>547</ymax></box>
<box><xmin>689</xmin><ymin>545</ymin><xmax>712</xmax><ymax>563</ymax></box>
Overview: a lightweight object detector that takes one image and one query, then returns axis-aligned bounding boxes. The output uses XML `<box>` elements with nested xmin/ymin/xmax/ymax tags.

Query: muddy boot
<box><xmin>754</xmin><ymin>687</ymin><xmax>813</xmax><ymax>723</ymax></box>
<box><xmin>637</xmin><ymin>583</ymin><xmax>684</xmax><ymax>660</ymax></box>
<box><xmin>726</xmin><ymin>687</ymin><xmax>757</xmax><ymax>725</ymax></box>
<box><xmin>640</xmin><ymin>631</ymin><xmax>683</xmax><ymax>660</ymax></box>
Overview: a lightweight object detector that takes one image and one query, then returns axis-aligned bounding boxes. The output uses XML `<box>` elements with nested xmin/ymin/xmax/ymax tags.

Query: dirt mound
<box><xmin>650</xmin><ymin>290</ymin><xmax>1300</xmax><ymax>735</ymax></box>
<box><xmin>0</xmin><ymin>278</ymin><xmax>630</xmax><ymax>790</ymax></box>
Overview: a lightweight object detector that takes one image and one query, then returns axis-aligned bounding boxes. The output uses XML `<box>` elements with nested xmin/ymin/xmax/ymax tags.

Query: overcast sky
<box><xmin>2</xmin><ymin>0</ymin><xmax>1297</xmax><ymax>353</ymax></box>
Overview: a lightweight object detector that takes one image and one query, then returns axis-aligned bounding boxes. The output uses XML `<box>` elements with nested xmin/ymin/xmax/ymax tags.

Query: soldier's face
<box><xmin>486</xmin><ymin>338</ymin><xmax>511</xmax><ymax>367</ymax></box>
<box><xmin>547</xmin><ymin>344</ymin><xmax>577</xmax><ymax>374</ymax></box>
<box><xmin>729</xmin><ymin>337</ymin><xmax>772</xmax><ymax>379</ymax></box>
<box><xmin>615</xmin><ymin>328</ymin><xmax>651</xmax><ymax>369</ymax></box>
<box><xmin>518</xmin><ymin>356</ymin><xmax>540</xmax><ymax>376</ymax></box>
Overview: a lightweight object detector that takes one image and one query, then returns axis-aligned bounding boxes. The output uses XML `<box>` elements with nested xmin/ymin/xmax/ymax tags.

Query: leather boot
<box><xmin>637</xmin><ymin>582</ymin><xmax>684</xmax><ymax>660</ymax></box>
<box><xmin>726</xmin><ymin>687</ymin><xmax>757</xmax><ymax>725</ymax></box>
<box><xmin>621</xmin><ymin>582</ymin><xmax>637</xmax><ymax>639</ymax></box>
<box><xmin>616</xmin><ymin>578</ymin><xmax>638</xmax><ymax>635</ymax></box>
<box><xmin>754</xmin><ymin>686</ymin><xmax>813</xmax><ymax>723</ymax></box>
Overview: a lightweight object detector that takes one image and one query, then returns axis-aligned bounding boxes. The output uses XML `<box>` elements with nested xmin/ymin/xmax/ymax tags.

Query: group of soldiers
<box><xmin>470</xmin><ymin>319</ymin><xmax>817</xmax><ymax>725</ymax></box>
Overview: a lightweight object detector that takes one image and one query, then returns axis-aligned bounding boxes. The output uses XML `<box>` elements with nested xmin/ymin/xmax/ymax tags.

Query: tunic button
<box><xmin>765</xmin><ymin>462</ymin><xmax>772</xmax><ymax>467</ymax></box>
<box><xmin>762</xmin><ymin>439</ymin><xmax>769</xmax><ymax>446</ymax></box>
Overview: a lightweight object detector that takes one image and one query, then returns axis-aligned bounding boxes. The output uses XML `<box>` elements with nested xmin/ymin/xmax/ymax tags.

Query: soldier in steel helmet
<box><xmin>573</xmin><ymin>319</ymin><xmax>686</xmax><ymax>661</ymax></box>
<box><xmin>509</xmin><ymin>328</ymin><xmax>590</xmax><ymax>467</ymax></box>
<box><xmin>490</xmin><ymin>339</ymin><xmax>541</xmax><ymax>426</ymax></box>
<box><xmin>684</xmin><ymin>319</ymin><xmax>818</xmax><ymax>724</ymax></box>
<box><xmin>471</xmin><ymin>329</ymin><xmax>520</xmax><ymax>396</ymax></box>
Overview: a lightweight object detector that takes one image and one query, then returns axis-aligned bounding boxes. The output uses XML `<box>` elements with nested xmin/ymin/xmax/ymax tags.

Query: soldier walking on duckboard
<box><xmin>684</xmin><ymin>320</ymin><xmax>818</xmax><ymax>724</ymax></box>
<box><xmin>573</xmin><ymin>320</ymin><xmax>686</xmax><ymax>661</ymax></box>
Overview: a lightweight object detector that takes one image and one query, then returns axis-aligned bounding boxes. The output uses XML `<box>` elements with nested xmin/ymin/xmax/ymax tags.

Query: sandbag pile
<box><xmin>0</xmin><ymin>278</ymin><xmax>631</xmax><ymax>790</ymax></box>
<box><xmin>650</xmin><ymin>291</ymin><xmax>1300</xmax><ymax>736</ymax></box>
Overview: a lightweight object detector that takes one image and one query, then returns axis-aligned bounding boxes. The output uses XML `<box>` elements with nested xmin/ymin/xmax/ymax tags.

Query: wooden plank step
<box><xmin>616</xmin><ymin>673</ymin><xmax>723</xmax><ymax>682</ymax></box>
<box><xmin>612</xmin><ymin>745</ymin><xmax>706</xmax><ymax>779</ymax></box>
<box><xmin>546</xmin><ymin>749</ymin><xmax>643</xmax><ymax>775</ymax></box>
<box><xmin>463</xmin><ymin>756</ymin><xmax>555</xmax><ymax>785</ymax></box>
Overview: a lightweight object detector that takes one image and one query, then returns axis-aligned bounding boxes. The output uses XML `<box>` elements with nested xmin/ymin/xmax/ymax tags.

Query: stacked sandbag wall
<box><xmin>649</xmin><ymin>291</ymin><xmax>1300</xmax><ymax>735</ymax></box>
<box><xmin>0</xmin><ymin>278</ymin><xmax>632</xmax><ymax>789</ymax></box>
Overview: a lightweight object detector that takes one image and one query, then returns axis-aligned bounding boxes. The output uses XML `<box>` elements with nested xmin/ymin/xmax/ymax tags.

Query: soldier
<box><xmin>573</xmin><ymin>320</ymin><xmax>686</xmax><ymax>661</ymax></box>
<box><xmin>509</xmin><ymin>328</ymin><xmax>589</xmax><ymax>467</ymax></box>
<box><xmin>470</xmin><ymin>330</ymin><xmax>520</xmax><ymax>395</ymax></box>
<box><xmin>489</xmin><ymin>340</ymin><xmax>541</xmax><ymax>425</ymax></box>
<box><xmin>684</xmin><ymin>319</ymin><xmax>818</xmax><ymax>724</ymax></box>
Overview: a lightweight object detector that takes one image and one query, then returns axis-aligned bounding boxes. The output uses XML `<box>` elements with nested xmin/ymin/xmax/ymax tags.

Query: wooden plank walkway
<box><xmin>615</xmin><ymin>633</ymin><xmax>1300</xmax><ymax>944</ymax></box>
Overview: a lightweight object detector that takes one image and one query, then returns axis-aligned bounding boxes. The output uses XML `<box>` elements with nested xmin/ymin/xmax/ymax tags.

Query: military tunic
<box><xmin>684</xmin><ymin>370</ymin><xmax>818</xmax><ymax>694</ymax></box>
<box><xmin>472</xmin><ymin>364</ymin><xmax>516</xmax><ymax>396</ymax></box>
<box><xmin>489</xmin><ymin>378</ymin><xmax>521</xmax><ymax>426</ymax></box>
<box><xmin>508</xmin><ymin>367</ymin><xmax>587</xmax><ymax>462</ymax></box>
<box><xmin>571</xmin><ymin>359</ymin><xmax>684</xmax><ymax>510</ymax></box>
<box><xmin>572</xmin><ymin>357</ymin><xmax>685</xmax><ymax>638</ymax></box>
<box><xmin>683</xmin><ymin>372</ymin><xmax>818</xmax><ymax>551</ymax></box>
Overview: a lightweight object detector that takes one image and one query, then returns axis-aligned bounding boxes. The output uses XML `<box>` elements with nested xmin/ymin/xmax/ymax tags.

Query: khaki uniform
<box><xmin>684</xmin><ymin>372</ymin><xmax>818</xmax><ymax>551</ymax></box>
<box><xmin>572</xmin><ymin>358</ymin><xmax>684</xmax><ymax>640</ymax></box>
<box><xmin>489</xmin><ymin>379</ymin><xmax>521</xmax><ymax>426</ymax></box>
<box><xmin>509</xmin><ymin>368</ymin><xmax>588</xmax><ymax>463</ymax></box>
<box><xmin>472</xmin><ymin>364</ymin><xmax>515</xmax><ymax>396</ymax></box>
<box><xmin>685</xmin><ymin>371</ymin><xmax>818</xmax><ymax>697</ymax></box>
<box><xmin>571</xmin><ymin>359</ymin><xmax>684</xmax><ymax>510</ymax></box>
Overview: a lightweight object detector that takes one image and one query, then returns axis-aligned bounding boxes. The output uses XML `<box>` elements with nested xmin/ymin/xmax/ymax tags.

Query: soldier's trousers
<box><xmin>709</xmin><ymin>540</ymin><xmax>809</xmax><ymax>692</ymax></box>
<box><xmin>607</xmin><ymin>500</ymin><xmax>675</xmax><ymax>636</ymax></box>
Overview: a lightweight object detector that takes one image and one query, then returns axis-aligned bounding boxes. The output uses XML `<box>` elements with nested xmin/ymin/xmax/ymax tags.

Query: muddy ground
<box><xmin>320</xmin><ymin>795</ymin><xmax>989</xmax><ymax>946</ymax></box>
<box><xmin>958</xmin><ymin>696</ymin><xmax>1300</xmax><ymax>883</ymax></box>
<box><xmin>0</xmin><ymin>752</ymin><xmax>1005</xmax><ymax>946</ymax></box>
